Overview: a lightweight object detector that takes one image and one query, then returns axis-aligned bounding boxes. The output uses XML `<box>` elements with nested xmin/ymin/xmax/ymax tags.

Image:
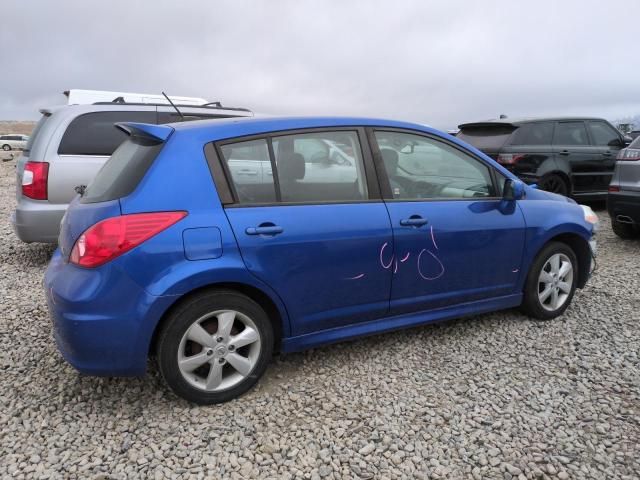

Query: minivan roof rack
<box><xmin>91</xmin><ymin>99</ymin><xmax>253</xmax><ymax>113</ymax></box>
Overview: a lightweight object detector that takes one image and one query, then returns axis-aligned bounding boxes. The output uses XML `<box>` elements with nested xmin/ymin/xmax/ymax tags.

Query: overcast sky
<box><xmin>2</xmin><ymin>0</ymin><xmax>639</xmax><ymax>129</ymax></box>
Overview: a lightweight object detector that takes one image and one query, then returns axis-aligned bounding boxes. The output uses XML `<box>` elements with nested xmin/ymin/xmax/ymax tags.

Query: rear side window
<box><xmin>58</xmin><ymin>111</ymin><xmax>157</xmax><ymax>156</ymax></box>
<box><xmin>24</xmin><ymin>113</ymin><xmax>50</xmax><ymax>153</ymax></box>
<box><xmin>81</xmin><ymin>136</ymin><xmax>163</xmax><ymax>204</ymax></box>
<box><xmin>220</xmin><ymin>139</ymin><xmax>277</xmax><ymax>203</ymax></box>
<box><xmin>554</xmin><ymin>122</ymin><xmax>589</xmax><ymax>146</ymax></box>
<box><xmin>588</xmin><ymin>121</ymin><xmax>620</xmax><ymax>146</ymax></box>
<box><xmin>510</xmin><ymin>122</ymin><xmax>554</xmax><ymax>145</ymax></box>
<box><xmin>456</xmin><ymin>125</ymin><xmax>516</xmax><ymax>150</ymax></box>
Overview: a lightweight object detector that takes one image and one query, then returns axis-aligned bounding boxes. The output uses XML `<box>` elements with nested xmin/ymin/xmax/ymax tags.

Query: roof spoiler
<box><xmin>115</xmin><ymin>122</ymin><xmax>174</xmax><ymax>142</ymax></box>
<box><xmin>458</xmin><ymin>121</ymin><xmax>516</xmax><ymax>129</ymax></box>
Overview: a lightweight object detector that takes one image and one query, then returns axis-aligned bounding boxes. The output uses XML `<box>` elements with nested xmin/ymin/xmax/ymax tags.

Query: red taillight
<box><xmin>497</xmin><ymin>153</ymin><xmax>526</xmax><ymax>165</ymax></box>
<box><xmin>608</xmin><ymin>185</ymin><xmax>620</xmax><ymax>192</ymax></box>
<box><xmin>22</xmin><ymin>161</ymin><xmax>49</xmax><ymax>199</ymax></box>
<box><xmin>617</xmin><ymin>148</ymin><xmax>640</xmax><ymax>161</ymax></box>
<box><xmin>70</xmin><ymin>211</ymin><xmax>187</xmax><ymax>268</ymax></box>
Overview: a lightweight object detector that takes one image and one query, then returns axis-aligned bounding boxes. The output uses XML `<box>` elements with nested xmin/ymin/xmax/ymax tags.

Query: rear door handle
<box><xmin>558</xmin><ymin>150</ymin><xmax>570</xmax><ymax>156</ymax></box>
<box><xmin>400</xmin><ymin>216</ymin><xmax>428</xmax><ymax>227</ymax></box>
<box><xmin>245</xmin><ymin>225</ymin><xmax>283</xmax><ymax>236</ymax></box>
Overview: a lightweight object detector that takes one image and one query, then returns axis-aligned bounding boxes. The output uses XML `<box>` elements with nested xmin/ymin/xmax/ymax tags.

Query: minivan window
<box><xmin>553</xmin><ymin>122</ymin><xmax>589</xmax><ymax>146</ymax></box>
<box><xmin>510</xmin><ymin>122</ymin><xmax>554</xmax><ymax>145</ymax></box>
<box><xmin>456</xmin><ymin>125</ymin><xmax>516</xmax><ymax>150</ymax></box>
<box><xmin>58</xmin><ymin>111</ymin><xmax>157</xmax><ymax>156</ymax></box>
<box><xmin>220</xmin><ymin>139</ymin><xmax>277</xmax><ymax>204</ymax></box>
<box><xmin>81</xmin><ymin>136</ymin><xmax>163</xmax><ymax>204</ymax></box>
<box><xmin>24</xmin><ymin>113</ymin><xmax>50</xmax><ymax>154</ymax></box>
<box><xmin>588</xmin><ymin>121</ymin><xmax>620</xmax><ymax>146</ymax></box>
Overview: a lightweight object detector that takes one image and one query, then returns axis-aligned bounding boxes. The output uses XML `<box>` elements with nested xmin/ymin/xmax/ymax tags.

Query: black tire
<box><xmin>2</xmin><ymin>144</ymin><xmax>10</xmax><ymax>151</ymax></box>
<box><xmin>520</xmin><ymin>241</ymin><xmax>578</xmax><ymax>320</ymax></box>
<box><xmin>157</xmin><ymin>290</ymin><xmax>273</xmax><ymax>404</ymax></box>
<box><xmin>611</xmin><ymin>219</ymin><xmax>639</xmax><ymax>239</ymax></box>
<box><xmin>538</xmin><ymin>173</ymin><xmax>569</xmax><ymax>196</ymax></box>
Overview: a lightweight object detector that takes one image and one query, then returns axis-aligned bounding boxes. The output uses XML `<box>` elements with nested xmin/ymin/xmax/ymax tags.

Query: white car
<box><xmin>1</xmin><ymin>134</ymin><xmax>28</xmax><ymax>151</ymax></box>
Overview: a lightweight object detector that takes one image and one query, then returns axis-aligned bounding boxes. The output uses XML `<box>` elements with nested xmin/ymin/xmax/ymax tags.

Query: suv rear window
<box><xmin>58</xmin><ymin>111</ymin><xmax>157</xmax><ymax>156</ymax></box>
<box><xmin>457</xmin><ymin>125</ymin><xmax>516</xmax><ymax>150</ymax></box>
<box><xmin>81</xmin><ymin>136</ymin><xmax>162</xmax><ymax>204</ymax></box>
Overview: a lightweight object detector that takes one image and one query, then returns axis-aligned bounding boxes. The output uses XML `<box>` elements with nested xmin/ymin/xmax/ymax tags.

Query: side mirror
<box><xmin>503</xmin><ymin>178</ymin><xmax>525</xmax><ymax>201</ymax></box>
<box><xmin>623</xmin><ymin>136</ymin><xmax>633</xmax><ymax>146</ymax></box>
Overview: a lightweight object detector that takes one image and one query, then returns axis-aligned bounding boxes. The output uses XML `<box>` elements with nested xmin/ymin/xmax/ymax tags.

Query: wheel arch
<box><xmin>528</xmin><ymin>232</ymin><xmax>591</xmax><ymax>289</ymax></box>
<box><xmin>149</xmin><ymin>282</ymin><xmax>287</xmax><ymax>359</ymax></box>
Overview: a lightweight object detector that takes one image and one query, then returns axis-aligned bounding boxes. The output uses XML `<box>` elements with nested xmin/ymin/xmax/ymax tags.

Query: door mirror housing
<box><xmin>503</xmin><ymin>178</ymin><xmax>525</xmax><ymax>201</ymax></box>
<box><xmin>623</xmin><ymin>136</ymin><xmax>633</xmax><ymax>146</ymax></box>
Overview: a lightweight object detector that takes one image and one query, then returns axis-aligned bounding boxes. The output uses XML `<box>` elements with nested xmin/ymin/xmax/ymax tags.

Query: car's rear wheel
<box><xmin>611</xmin><ymin>218</ymin><xmax>639</xmax><ymax>239</ymax></box>
<box><xmin>157</xmin><ymin>290</ymin><xmax>273</xmax><ymax>404</ymax></box>
<box><xmin>521</xmin><ymin>242</ymin><xmax>578</xmax><ymax>320</ymax></box>
<box><xmin>2</xmin><ymin>144</ymin><xmax>10</xmax><ymax>151</ymax></box>
<box><xmin>538</xmin><ymin>173</ymin><xmax>569</xmax><ymax>196</ymax></box>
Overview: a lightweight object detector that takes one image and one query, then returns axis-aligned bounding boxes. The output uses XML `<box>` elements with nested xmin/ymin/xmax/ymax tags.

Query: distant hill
<box><xmin>0</xmin><ymin>121</ymin><xmax>36</xmax><ymax>135</ymax></box>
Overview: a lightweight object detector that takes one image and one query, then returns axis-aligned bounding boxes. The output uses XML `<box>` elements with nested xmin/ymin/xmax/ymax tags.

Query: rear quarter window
<box><xmin>510</xmin><ymin>122</ymin><xmax>554</xmax><ymax>145</ymax></box>
<box><xmin>24</xmin><ymin>113</ymin><xmax>51</xmax><ymax>153</ymax></box>
<box><xmin>457</xmin><ymin>125</ymin><xmax>516</xmax><ymax>151</ymax></box>
<box><xmin>58</xmin><ymin>111</ymin><xmax>157</xmax><ymax>156</ymax></box>
<box><xmin>80</xmin><ymin>136</ymin><xmax>162</xmax><ymax>204</ymax></box>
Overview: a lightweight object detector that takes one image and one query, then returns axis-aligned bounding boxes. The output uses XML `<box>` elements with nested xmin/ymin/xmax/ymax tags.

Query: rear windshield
<box><xmin>81</xmin><ymin>135</ymin><xmax>162</xmax><ymax>204</ymax></box>
<box><xmin>457</xmin><ymin>125</ymin><xmax>516</xmax><ymax>151</ymax></box>
<box><xmin>629</xmin><ymin>135</ymin><xmax>640</xmax><ymax>148</ymax></box>
<box><xmin>58</xmin><ymin>111</ymin><xmax>157</xmax><ymax>156</ymax></box>
<box><xmin>24</xmin><ymin>113</ymin><xmax>50</xmax><ymax>154</ymax></box>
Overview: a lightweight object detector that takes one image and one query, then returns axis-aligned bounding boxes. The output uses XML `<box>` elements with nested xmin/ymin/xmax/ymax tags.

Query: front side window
<box><xmin>553</xmin><ymin>122</ymin><xmax>589</xmax><ymax>146</ymax></box>
<box><xmin>588</xmin><ymin>121</ymin><xmax>620</xmax><ymax>146</ymax></box>
<box><xmin>220</xmin><ymin>139</ymin><xmax>276</xmax><ymax>204</ymax></box>
<box><xmin>272</xmin><ymin>131</ymin><xmax>368</xmax><ymax>202</ymax></box>
<box><xmin>374</xmin><ymin>131</ymin><xmax>495</xmax><ymax>200</ymax></box>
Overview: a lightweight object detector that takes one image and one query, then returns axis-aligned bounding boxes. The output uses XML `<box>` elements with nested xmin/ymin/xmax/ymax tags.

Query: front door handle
<box><xmin>245</xmin><ymin>225</ymin><xmax>283</xmax><ymax>236</ymax></box>
<box><xmin>400</xmin><ymin>216</ymin><xmax>428</xmax><ymax>227</ymax></box>
<box><xmin>558</xmin><ymin>150</ymin><xmax>570</xmax><ymax>156</ymax></box>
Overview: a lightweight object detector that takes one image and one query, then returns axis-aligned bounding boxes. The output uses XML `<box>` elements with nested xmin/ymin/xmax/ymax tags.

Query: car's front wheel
<box><xmin>157</xmin><ymin>290</ymin><xmax>273</xmax><ymax>404</ymax></box>
<box><xmin>521</xmin><ymin>242</ymin><xmax>578</xmax><ymax>320</ymax></box>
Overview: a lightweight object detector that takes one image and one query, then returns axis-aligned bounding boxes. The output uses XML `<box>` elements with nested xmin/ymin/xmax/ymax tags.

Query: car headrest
<box><xmin>278</xmin><ymin>152</ymin><xmax>305</xmax><ymax>181</ymax></box>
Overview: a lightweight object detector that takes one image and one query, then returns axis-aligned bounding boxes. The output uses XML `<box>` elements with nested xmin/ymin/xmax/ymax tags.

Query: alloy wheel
<box><xmin>177</xmin><ymin>310</ymin><xmax>261</xmax><ymax>392</ymax></box>
<box><xmin>538</xmin><ymin>253</ymin><xmax>573</xmax><ymax>311</ymax></box>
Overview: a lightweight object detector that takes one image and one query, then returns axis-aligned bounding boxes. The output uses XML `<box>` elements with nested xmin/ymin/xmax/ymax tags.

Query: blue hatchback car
<box><xmin>44</xmin><ymin>117</ymin><xmax>598</xmax><ymax>404</ymax></box>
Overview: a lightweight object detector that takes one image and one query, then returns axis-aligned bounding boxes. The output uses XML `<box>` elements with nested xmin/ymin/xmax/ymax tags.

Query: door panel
<box><xmin>370</xmin><ymin>129</ymin><xmax>526</xmax><ymax>314</ymax></box>
<box><xmin>385</xmin><ymin>200</ymin><xmax>525</xmax><ymax>314</ymax></box>
<box><xmin>225</xmin><ymin>204</ymin><xmax>393</xmax><ymax>335</ymax></box>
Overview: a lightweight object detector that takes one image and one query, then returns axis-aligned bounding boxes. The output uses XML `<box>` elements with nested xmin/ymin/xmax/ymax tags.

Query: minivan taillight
<box><xmin>70</xmin><ymin>211</ymin><xmax>187</xmax><ymax>268</ymax></box>
<box><xmin>497</xmin><ymin>154</ymin><xmax>525</xmax><ymax>165</ymax></box>
<box><xmin>22</xmin><ymin>161</ymin><xmax>49</xmax><ymax>199</ymax></box>
<box><xmin>617</xmin><ymin>148</ymin><xmax>640</xmax><ymax>161</ymax></box>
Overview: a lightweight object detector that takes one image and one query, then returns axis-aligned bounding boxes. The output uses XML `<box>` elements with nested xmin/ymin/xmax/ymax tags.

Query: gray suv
<box><xmin>12</xmin><ymin>102</ymin><xmax>253</xmax><ymax>243</ymax></box>
<box><xmin>608</xmin><ymin>135</ymin><xmax>640</xmax><ymax>238</ymax></box>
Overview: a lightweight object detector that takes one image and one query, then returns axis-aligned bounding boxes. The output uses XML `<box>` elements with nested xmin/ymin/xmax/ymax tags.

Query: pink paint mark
<box><xmin>379</xmin><ymin>242</ymin><xmax>394</xmax><ymax>269</ymax></box>
<box><xmin>400</xmin><ymin>252</ymin><xmax>410</xmax><ymax>263</ymax></box>
<box><xmin>346</xmin><ymin>273</ymin><xmax>366</xmax><ymax>280</ymax></box>
<box><xmin>417</xmin><ymin>249</ymin><xmax>445</xmax><ymax>281</ymax></box>
<box><xmin>430</xmin><ymin>225</ymin><xmax>438</xmax><ymax>250</ymax></box>
<box><xmin>393</xmin><ymin>260</ymin><xmax>398</xmax><ymax>274</ymax></box>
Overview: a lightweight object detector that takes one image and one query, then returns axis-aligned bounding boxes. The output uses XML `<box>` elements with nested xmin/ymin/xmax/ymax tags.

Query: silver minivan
<box><xmin>12</xmin><ymin>102</ymin><xmax>253</xmax><ymax>243</ymax></box>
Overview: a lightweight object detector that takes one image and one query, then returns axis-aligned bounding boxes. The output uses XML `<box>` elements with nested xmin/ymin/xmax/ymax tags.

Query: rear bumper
<box><xmin>44</xmin><ymin>250</ymin><xmax>178</xmax><ymax>376</ymax></box>
<box><xmin>607</xmin><ymin>190</ymin><xmax>640</xmax><ymax>224</ymax></box>
<box><xmin>11</xmin><ymin>200</ymin><xmax>67</xmax><ymax>243</ymax></box>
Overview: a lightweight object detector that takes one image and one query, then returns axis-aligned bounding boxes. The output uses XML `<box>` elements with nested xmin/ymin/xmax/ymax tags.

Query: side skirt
<box><xmin>281</xmin><ymin>293</ymin><xmax>523</xmax><ymax>353</ymax></box>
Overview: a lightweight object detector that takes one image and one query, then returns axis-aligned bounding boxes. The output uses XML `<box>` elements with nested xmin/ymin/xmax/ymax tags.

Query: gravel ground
<box><xmin>0</xmin><ymin>159</ymin><xmax>638</xmax><ymax>480</ymax></box>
